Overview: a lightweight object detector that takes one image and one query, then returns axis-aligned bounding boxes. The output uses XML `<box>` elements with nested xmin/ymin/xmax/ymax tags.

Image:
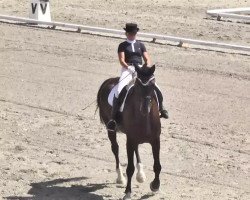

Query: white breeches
<box><xmin>115</xmin><ymin>66</ymin><xmax>135</xmax><ymax>98</ymax></box>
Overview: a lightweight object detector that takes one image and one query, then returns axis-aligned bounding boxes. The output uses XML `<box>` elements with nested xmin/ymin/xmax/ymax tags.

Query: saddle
<box><xmin>108</xmin><ymin>83</ymin><xmax>134</xmax><ymax>112</ymax></box>
<box><xmin>108</xmin><ymin>75</ymin><xmax>159</xmax><ymax>112</ymax></box>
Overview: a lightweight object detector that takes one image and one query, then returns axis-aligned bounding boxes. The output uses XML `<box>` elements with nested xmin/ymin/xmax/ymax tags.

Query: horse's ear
<box><xmin>150</xmin><ymin>65</ymin><xmax>156</xmax><ymax>74</ymax></box>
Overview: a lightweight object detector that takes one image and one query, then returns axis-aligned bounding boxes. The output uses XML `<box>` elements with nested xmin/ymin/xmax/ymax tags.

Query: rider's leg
<box><xmin>107</xmin><ymin>87</ymin><xmax>127</xmax><ymax>132</ymax></box>
<box><xmin>107</xmin><ymin>67</ymin><xmax>134</xmax><ymax>132</ymax></box>
<box><xmin>116</xmin><ymin>67</ymin><xmax>134</xmax><ymax>98</ymax></box>
<box><xmin>154</xmin><ymin>84</ymin><xmax>169</xmax><ymax>119</ymax></box>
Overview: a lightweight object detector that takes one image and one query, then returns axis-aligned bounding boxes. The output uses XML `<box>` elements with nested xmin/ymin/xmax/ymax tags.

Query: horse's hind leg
<box><xmin>108</xmin><ymin>131</ymin><xmax>126</xmax><ymax>185</ymax></box>
<box><xmin>150</xmin><ymin>137</ymin><xmax>162</xmax><ymax>192</ymax></box>
<box><xmin>135</xmin><ymin>146</ymin><xmax>146</xmax><ymax>183</ymax></box>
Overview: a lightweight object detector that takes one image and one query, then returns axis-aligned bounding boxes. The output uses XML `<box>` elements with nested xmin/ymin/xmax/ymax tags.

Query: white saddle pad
<box><xmin>108</xmin><ymin>85</ymin><xmax>134</xmax><ymax>112</ymax></box>
<box><xmin>108</xmin><ymin>85</ymin><xmax>117</xmax><ymax>106</ymax></box>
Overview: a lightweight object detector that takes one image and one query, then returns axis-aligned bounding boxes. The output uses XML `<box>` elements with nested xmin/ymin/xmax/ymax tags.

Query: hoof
<box><xmin>150</xmin><ymin>181</ymin><xmax>160</xmax><ymax>192</ymax></box>
<box><xmin>123</xmin><ymin>192</ymin><xmax>131</xmax><ymax>200</ymax></box>
<box><xmin>136</xmin><ymin>172</ymin><xmax>146</xmax><ymax>183</ymax></box>
<box><xmin>116</xmin><ymin>176</ymin><xmax>126</xmax><ymax>185</ymax></box>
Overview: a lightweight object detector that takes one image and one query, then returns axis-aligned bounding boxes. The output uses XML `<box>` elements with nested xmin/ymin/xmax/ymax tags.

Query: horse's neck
<box><xmin>125</xmin><ymin>85</ymin><xmax>160</xmax><ymax>136</ymax></box>
<box><xmin>127</xmin><ymin>85</ymin><xmax>156</xmax><ymax>116</ymax></box>
<box><xmin>132</xmin><ymin>85</ymin><xmax>142</xmax><ymax>100</ymax></box>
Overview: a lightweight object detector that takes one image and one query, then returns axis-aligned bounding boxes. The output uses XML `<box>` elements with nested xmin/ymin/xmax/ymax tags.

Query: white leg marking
<box><xmin>116</xmin><ymin>165</ymin><xmax>126</xmax><ymax>185</ymax></box>
<box><xmin>123</xmin><ymin>192</ymin><xmax>131</xmax><ymax>200</ymax></box>
<box><xmin>136</xmin><ymin>163</ymin><xmax>146</xmax><ymax>183</ymax></box>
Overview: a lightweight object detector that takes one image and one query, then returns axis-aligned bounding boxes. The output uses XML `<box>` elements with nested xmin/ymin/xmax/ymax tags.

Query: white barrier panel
<box><xmin>29</xmin><ymin>0</ymin><xmax>51</xmax><ymax>22</ymax></box>
<box><xmin>207</xmin><ymin>12</ymin><xmax>250</xmax><ymax>21</ymax></box>
<box><xmin>207</xmin><ymin>7</ymin><xmax>250</xmax><ymax>21</ymax></box>
<box><xmin>0</xmin><ymin>14</ymin><xmax>250</xmax><ymax>52</ymax></box>
<box><xmin>207</xmin><ymin>7</ymin><xmax>250</xmax><ymax>14</ymax></box>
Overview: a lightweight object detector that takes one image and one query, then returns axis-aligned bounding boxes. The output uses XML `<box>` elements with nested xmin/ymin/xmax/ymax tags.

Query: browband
<box><xmin>136</xmin><ymin>76</ymin><xmax>155</xmax><ymax>86</ymax></box>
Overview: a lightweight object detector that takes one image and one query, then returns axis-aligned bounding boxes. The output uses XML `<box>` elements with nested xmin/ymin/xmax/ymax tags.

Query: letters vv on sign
<box><xmin>29</xmin><ymin>0</ymin><xmax>51</xmax><ymax>22</ymax></box>
<box><xmin>31</xmin><ymin>3</ymin><xmax>47</xmax><ymax>14</ymax></box>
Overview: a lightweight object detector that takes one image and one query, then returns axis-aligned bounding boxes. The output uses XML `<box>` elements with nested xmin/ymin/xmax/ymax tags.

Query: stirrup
<box><xmin>107</xmin><ymin>119</ymin><xmax>117</xmax><ymax>132</ymax></box>
<box><xmin>160</xmin><ymin>110</ymin><xmax>169</xmax><ymax>119</ymax></box>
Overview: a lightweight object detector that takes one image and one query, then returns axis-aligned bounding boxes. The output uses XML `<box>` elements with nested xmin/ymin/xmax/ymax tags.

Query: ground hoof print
<box><xmin>123</xmin><ymin>192</ymin><xmax>131</xmax><ymax>200</ymax></box>
<box><xmin>150</xmin><ymin>181</ymin><xmax>160</xmax><ymax>192</ymax></box>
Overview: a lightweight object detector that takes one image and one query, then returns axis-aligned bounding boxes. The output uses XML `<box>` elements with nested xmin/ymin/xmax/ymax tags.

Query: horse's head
<box><xmin>134</xmin><ymin>64</ymin><xmax>156</xmax><ymax>116</ymax></box>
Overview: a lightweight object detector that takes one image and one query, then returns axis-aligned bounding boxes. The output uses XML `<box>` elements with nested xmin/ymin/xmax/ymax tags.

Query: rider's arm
<box><xmin>118</xmin><ymin>52</ymin><xmax>129</xmax><ymax>69</ymax></box>
<box><xmin>141</xmin><ymin>43</ymin><xmax>151</xmax><ymax>67</ymax></box>
<box><xmin>142</xmin><ymin>52</ymin><xmax>151</xmax><ymax>67</ymax></box>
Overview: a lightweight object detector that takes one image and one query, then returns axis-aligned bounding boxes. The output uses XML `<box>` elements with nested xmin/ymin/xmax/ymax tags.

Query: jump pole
<box><xmin>0</xmin><ymin>14</ymin><xmax>250</xmax><ymax>53</ymax></box>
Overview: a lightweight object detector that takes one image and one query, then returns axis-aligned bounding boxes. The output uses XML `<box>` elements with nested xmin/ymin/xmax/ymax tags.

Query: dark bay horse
<box><xmin>97</xmin><ymin>65</ymin><xmax>161</xmax><ymax>200</ymax></box>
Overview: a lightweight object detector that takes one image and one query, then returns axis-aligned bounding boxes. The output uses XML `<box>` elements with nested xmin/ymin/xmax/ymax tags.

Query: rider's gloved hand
<box><xmin>128</xmin><ymin>66</ymin><xmax>135</xmax><ymax>74</ymax></box>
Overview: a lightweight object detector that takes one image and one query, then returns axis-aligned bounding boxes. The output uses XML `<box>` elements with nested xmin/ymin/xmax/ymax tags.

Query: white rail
<box><xmin>0</xmin><ymin>14</ymin><xmax>250</xmax><ymax>52</ymax></box>
<box><xmin>0</xmin><ymin>14</ymin><xmax>125</xmax><ymax>35</ymax></box>
<box><xmin>207</xmin><ymin>7</ymin><xmax>250</xmax><ymax>21</ymax></box>
<box><xmin>207</xmin><ymin>7</ymin><xmax>250</xmax><ymax>14</ymax></box>
<box><xmin>207</xmin><ymin>12</ymin><xmax>250</xmax><ymax>20</ymax></box>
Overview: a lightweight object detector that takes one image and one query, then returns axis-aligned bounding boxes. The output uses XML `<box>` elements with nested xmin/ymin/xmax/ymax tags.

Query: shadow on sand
<box><xmin>4</xmin><ymin>177</ymin><xmax>111</xmax><ymax>200</ymax></box>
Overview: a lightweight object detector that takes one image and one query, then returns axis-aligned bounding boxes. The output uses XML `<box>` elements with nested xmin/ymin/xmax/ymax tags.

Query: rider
<box><xmin>107</xmin><ymin>23</ymin><xmax>168</xmax><ymax>132</ymax></box>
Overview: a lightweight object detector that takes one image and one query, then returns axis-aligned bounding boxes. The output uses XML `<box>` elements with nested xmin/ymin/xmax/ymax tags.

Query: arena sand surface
<box><xmin>0</xmin><ymin>0</ymin><xmax>249</xmax><ymax>200</ymax></box>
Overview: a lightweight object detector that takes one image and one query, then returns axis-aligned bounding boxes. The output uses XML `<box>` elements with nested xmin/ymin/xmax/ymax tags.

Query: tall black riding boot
<box><xmin>154</xmin><ymin>85</ymin><xmax>169</xmax><ymax>119</ymax></box>
<box><xmin>107</xmin><ymin>97</ymin><xmax>119</xmax><ymax>132</ymax></box>
<box><xmin>107</xmin><ymin>87</ymin><xmax>127</xmax><ymax>132</ymax></box>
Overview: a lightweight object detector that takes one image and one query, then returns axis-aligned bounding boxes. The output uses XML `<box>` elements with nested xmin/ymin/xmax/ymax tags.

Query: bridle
<box><xmin>136</xmin><ymin>75</ymin><xmax>156</xmax><ymax>115</ymax></box>
<box><xmin>136</xmin><ymin>76</ymin><xmax>155</xmax><ymax>87</ymax></box>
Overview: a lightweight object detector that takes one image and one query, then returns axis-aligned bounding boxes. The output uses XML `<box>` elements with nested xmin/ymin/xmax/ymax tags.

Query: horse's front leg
<box><xmin>135</xmin><ymin>146</ymin><xmax>146</xmax><ymax>183</ymax></box>
<box><xmin>108</xmin><ymin>131</ymin><xmax>126</xmax><ymax>185</ymax></box>
<box><xmin>123</xmin><ymin>139</ymin><xmax>136</xmax><ymax>200</ymax></box>
<box><xmin>150</xmin><ymin>137</ymin><xmax>162</xmax><ymax>192</ymax></box>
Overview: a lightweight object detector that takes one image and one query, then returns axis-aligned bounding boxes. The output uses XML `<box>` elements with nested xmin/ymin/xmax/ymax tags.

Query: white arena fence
<box><xmin>207</xmin><ymin>7</ymin><xmax>250</xmax><ymax>21</ymax></box>
<box><xmin>0</xmin><ymin>14</ymin><xmax>250</xmax><ymax>53</ymax></box>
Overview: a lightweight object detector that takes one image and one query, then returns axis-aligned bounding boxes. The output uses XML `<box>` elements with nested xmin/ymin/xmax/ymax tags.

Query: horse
<box><xmin>97</xmin><ymin>64</ymin><xmax>162</xmax><ymax>200</ymax></box>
